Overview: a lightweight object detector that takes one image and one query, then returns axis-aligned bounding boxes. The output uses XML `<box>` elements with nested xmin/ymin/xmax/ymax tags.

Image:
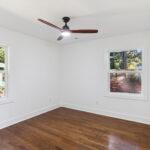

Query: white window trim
<box><xmin>0</xmin><ymin>44</ymin><xmax>13</xmax><ymax>105</ymax></box>
<box><xmin>105</xmin><ymin>48</ymin><xmax>148</xmax><ymax>101</ymax></box>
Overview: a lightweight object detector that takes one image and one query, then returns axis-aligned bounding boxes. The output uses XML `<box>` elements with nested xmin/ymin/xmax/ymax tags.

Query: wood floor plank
<box><xmin>0</xmin><ymin>107</ymin><xmax>150</xmax><ymax>150</ymax></box>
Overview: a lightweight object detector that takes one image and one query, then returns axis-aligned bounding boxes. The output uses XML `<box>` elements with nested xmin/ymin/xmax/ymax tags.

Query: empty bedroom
<box><xmin>0</xmin><ymin>0</ymin><xmax>150</xmax><ymax>150</ymax></box>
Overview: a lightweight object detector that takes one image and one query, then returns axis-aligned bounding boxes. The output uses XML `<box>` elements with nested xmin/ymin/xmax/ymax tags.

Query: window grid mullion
<box><xmin>108</xmin><ymin>70</ymin><xmax>142</xmax><ymax>73</ymax></box>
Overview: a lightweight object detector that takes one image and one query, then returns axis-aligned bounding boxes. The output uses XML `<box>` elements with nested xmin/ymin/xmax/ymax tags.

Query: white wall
<box><xmin>60</xmin><ymin>31</ymin><xmax>150</xmax><ymax>124</ymax></box>
<box><xmin>0</xmin><ymin>27</ymin><xmax>60</xmax><ymax>129</ymax></box>
<box><xmin>0</xmin><ymin>27</ymin><xmax>150</xmax><ymax>129</ymax></box>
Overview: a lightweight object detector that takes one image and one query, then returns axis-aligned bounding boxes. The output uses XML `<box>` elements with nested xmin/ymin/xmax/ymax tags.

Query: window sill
<box><xmin>0</xmin><ymin>98</ymin><xmax>14</xmax><ymax>105</ymax></box>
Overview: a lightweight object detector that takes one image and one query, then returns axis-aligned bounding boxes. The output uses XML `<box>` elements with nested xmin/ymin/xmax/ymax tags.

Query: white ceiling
<box><xmin>0</xmin><ymin>0</ymin><xmax>150</xmax><ymax>44</ymax></box>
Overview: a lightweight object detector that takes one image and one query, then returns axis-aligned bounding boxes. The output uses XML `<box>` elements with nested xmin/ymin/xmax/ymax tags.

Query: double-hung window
<box><xmin>108</xmin><ymin>49</ymin><xmax>143</xmax><ymax>98</ymax></box>
<box><xmin>0</xmin><ymin>46</ymin><xmax>7</xmax><ymax>99</ymax></box>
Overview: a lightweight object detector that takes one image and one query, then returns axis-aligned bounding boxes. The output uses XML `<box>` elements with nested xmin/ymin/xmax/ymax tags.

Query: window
<box><xmin>108</xmin><ymin>49</ymin><xmax>142</xmax><ymax>96</ymax></box>
<box><xmin>0</xmin><ymin>46</ymin><xmax>7</xmax><ymax>99</ymax></box>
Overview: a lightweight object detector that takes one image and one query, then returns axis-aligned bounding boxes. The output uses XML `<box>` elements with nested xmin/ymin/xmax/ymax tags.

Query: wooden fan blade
<box><xmin>70</xmin><ymin>29</ymin><xmax>98</xmax><ymax>33</ymax></box>
<box><xmin>57</xmin><ymin>35</ymin><xmax>63</xmax><ymax>41</ymax></box>
<box><xmin>38</xmin><ymin>19</ymin><xmax>62</xmax><ymax>31</ymax></box>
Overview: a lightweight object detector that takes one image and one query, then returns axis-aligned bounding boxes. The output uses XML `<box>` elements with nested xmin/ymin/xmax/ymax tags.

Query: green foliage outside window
<box><xmin>0</xmin><ymin>47</ymin><xmax>5</xmax><ymax>63</ymax></box>
<box><xmin>0</xmin><ymin>47</ymin><xmax>5</xmax><ymax>97</ymax></box>
<box><xmin>0</xmin><ymin>47</ymin><xmax>5</xmax><ymax>70</ymax></box>
<box><xmin>126</xmin><ymin>50</ymin><xmax>142</xmax><ymax>70</ymax></box>
<box><xmin>110</xmin><ymin>50</ymin><xmax>142</xmax><ymax>70</ymax></box>
<box><xmin>110</xmin><ymin>52</ymin><xmax>123</xmax><ymax>69</ymax></box>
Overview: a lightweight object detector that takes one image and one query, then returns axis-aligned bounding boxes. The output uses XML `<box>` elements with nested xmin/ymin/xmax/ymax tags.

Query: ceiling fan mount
<box><xmin>62</xmin><ymin>17</ymin><xmax>70</xmax><ymax>24</ymax></box>
<box><xmin>38</xmin><ymin>17</ymin><xmax>98</xmax><ymax>41</ymax></box>
<box><xmin>62</xmin><ymin>17</ymin><xmax>70</xmax><ymax>30</ymax></box>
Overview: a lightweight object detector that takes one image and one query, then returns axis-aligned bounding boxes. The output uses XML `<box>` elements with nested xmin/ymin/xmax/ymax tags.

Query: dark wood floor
<box><xmin>0</xmin><ymin>108</ymin><xmax>150</xmax><ymax>150</ymax></box>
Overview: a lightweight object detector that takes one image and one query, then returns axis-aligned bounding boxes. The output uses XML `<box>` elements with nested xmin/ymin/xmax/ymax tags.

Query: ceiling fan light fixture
<box><xmin>61</xmin><ymin>31</ymin><xmax>71</xmax><ymax>37</ymax></box>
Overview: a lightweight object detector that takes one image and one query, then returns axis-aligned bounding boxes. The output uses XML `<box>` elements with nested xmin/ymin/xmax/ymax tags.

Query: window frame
<box><xmin>0</xmin><ymin>45</ymin><xmax>8</xmax><ymax>100</ymax></box>
<box><xmin>105</xmin><ymin>49</ymin><xmax>148</xmax><ymax>101</ymax></box>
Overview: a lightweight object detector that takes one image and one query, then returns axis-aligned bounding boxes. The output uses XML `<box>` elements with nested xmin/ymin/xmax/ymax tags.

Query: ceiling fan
<box><xmin>38</xmin><ymin>17</ymin><xmax>98</xmax><ymax>41</ymax></box>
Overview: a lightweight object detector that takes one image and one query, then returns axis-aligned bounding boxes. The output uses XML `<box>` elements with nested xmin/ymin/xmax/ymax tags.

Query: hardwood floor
<box><xmin>0</xmin><ymin>107</ymin><xmax>150</xmax><ymax>150</ymax></box>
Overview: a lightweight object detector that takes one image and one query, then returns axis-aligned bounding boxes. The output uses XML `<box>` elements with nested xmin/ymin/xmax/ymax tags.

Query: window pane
<box><xmin>110</xmin><ymin>72</ymin><xmax>141</xmax><ymax>94</ymax></box>
<box><xmin>110</xmin><ymin>52</ymin><xmax>124</xmax><ymax>70</ymax></box>
<box><xmin>110</xmin><ymin>50</ymin><xmax>142</xmax><ymax>71</ymax></box>
<box><xmin>0</xmin><ymin>73</ymin><xmax>6</xmax><ymax>98</ymax></box>
<box><xmin>126</xmin><ymin>50</ymin><xmax>142</xmax><ymax>70</ymax></box>
<box><xmin>0</xmin><ymin>47</ymin><xmax>5</xmax><ymax>70</ymax></box>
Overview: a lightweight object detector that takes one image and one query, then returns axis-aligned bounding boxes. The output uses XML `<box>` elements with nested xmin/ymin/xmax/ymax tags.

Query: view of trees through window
<box><xmin>109</xmin><ymin>50</ymin><xmax>142</xmax><ymax>94</ymax></box>
<box><xmin>0</xmin><ymin>47</ymin><xmax>6</xmax><ymax>98</ymax></box>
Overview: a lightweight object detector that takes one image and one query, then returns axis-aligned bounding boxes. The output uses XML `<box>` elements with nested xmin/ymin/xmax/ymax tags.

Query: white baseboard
<box><xmin>0</xmin><ymin>104</ymin><xmax>60</xmax><ymax>129</ymax></box>
<box><xmin>62</xmin><ymin>103</ymin><xmax>150</xmax><ymax>125</ymax></box>
<box><xmin>1</xmin><ymin>103</ymin><xmax>150</xmax><ymax>129</ymax></box>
